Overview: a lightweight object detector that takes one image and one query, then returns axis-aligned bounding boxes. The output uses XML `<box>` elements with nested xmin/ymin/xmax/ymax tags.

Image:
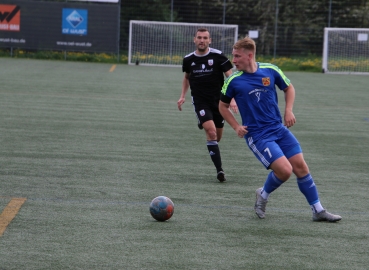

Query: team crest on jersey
<box><xmin>208</xmin><ymin>59</ymin><xmax>213</xmax><ymax>66</ymax></box>
<box><xmin>200</xmin><ymin>110</ymin><xmax>205</xmax><ymax>116</ymax></box>
<box><xmin>262</xmin><ymin>77</ymin><xmax>270</xmax><ymax>86</ymax></box>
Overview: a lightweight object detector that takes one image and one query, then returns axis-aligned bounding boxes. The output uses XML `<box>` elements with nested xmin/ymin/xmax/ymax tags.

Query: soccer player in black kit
<box><xmin>177</xmin><ymin>28</ymin><xmax>237</xmax><ymax>182</ymax></box>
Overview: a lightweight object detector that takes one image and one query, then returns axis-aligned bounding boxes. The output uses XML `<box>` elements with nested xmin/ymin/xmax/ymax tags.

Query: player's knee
<box><xmin>275</xmin><ymin>163</ymin><xmax>293</xmax><ymax>181</ymax></box>
<box><xmin>293</xmin><ymin>162</ymin><xmax>309</xmax><ymax>177</ymax></box>
<box><xmin>289</xmin><ymin>154</ymin><xmax>309</xmax><ymax>176</ymax></box>
<box><xmin>206</xmin><ymin>130</ymin><xmax>218</xmax><ymax>141</ymax></box>
<box><xmin>214</xmin><ymin>127</ymin><xmax>224</xmax><ymax>142</ymax></box>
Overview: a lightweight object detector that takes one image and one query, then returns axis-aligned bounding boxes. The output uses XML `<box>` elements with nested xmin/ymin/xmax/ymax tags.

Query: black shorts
<box><xmin>191</xmin><ymin>96</ymin><xmax>224</xmax><ymax>129</ymax></box>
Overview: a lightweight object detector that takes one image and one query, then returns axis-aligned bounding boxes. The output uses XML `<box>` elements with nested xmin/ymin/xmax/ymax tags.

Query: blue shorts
<box><xmin>246</xmin><ymin>126</ymin><xmax>301</xmax><ymax>169</ymax></box>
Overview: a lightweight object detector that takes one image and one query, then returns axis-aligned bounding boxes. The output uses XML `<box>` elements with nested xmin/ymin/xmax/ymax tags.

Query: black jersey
<box><xmin>182</xmin><ymin>48</ymin><xmax>233</xmax><ymax>101</ymax></box>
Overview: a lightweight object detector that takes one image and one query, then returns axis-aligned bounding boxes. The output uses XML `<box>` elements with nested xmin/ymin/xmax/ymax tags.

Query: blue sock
<box><xmin>263</xmin><ymin>171</ymin><xmax>284</xmax><ymax>194</ymax></box>
<box><xmin>297</xmin><ymin>174</ymin><xmax>320</xmax><ymax>205</ymax></box>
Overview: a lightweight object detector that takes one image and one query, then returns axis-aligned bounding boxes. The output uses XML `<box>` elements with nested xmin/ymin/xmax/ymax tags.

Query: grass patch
<box><xmin>0</xmin><ymin>48</ymin><xmax>128</xmax><ymax>63</ymax></box>
<box><xmin>0</xmin><ymin>58</ymin><xmax>368</xmax><ymax>269</ymax></box>
<box><xmin>1</xmin><ymin>48</ymin><xmax>323</xmax><ymax>71</ymax></box>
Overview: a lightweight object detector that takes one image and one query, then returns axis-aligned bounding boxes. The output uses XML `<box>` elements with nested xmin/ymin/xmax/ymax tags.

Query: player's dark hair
<box><xmin>195</xmin><ymin>27</ymin><xmax>210</xmax><ymax>37</ymax></box>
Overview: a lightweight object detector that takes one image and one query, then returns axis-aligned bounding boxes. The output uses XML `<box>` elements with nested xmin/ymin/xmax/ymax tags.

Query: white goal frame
<box><xmin>322</xmin><ymin>27</ymin><xmax>369</xmax><ymax>74</ymax></box>
<box><xmin>128</xmin><ymin>20</ymin><xmax>238</xmax><ymax>67</ymax></box>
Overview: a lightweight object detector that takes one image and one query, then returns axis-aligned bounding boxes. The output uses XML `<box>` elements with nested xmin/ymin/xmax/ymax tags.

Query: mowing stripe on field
<box><xmin>109</xmin><ymin>64</ymin><xmax>116</xmax><ymax>72</ymax></box>
<box><xmin>0</xmin><ymin>197</ymin><xmax>27</xmax><ymax>237</ymax></box>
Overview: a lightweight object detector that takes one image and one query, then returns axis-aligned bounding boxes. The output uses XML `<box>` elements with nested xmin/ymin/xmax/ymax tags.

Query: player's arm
<box><xmin>229</xmin><ymin>98</ymin><xmax>238</xmax><ymax>114</ymax></box>
<box><xmin>283</xmin><ymin>83</ymin><xmax>296</xmax><ymax>128</ymax></box>
<box><xmin>223</xmin><ymin>69</ymin><xmax>239</xmax><ymax>114</ymax></box>
<box><xmin>177</xmin><ymin>73</ymin><xmax>190</xmax><ymax>111</ymax></box>
<box><xmin>224</xmin><ymin>69</ymin><xmax>233</xmax><ymax>78</ymax></box>
<box><xmin>219</xmin><ymin>100</ymin><xmax>247</xmax><ymax>138</ymax></box>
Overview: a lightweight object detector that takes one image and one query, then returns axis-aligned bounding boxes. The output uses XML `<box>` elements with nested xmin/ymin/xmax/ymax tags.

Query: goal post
<box><xmin>129</xmin><ymin>20</ymin><xmax>238</xmax><ymax>67</ymax></box>
<box><xmin>322</xmin><ymin>27</ymin><xmax>369</xmax><ymax>74</ymax></box>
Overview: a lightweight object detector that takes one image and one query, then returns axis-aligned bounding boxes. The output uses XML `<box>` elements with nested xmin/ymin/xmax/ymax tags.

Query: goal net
<box><xmin>129</xmin><ymin>20</ymin><xmax>238</xmax><ymax>67</ymax></box>
<box><xmin>322</xmin><ymin>27</ymin><xmax>369</xmax><ymax>74</ymax></box>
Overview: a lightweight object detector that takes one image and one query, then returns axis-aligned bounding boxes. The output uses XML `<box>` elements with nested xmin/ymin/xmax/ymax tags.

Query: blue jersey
<box><xmin>220</xmin><ymin>63</ymin><xmax>290</xmax><ymax>141</ymax></box>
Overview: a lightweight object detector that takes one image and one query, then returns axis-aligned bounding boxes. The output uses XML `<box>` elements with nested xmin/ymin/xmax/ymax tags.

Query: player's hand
<box><xmin>235</xmin><ymin>125</ymin><xmax>248</xmax><ymax>138</ymax></box>
<box><xmin>284</xmin><ymin>110</ymin><xmax>296</xmax><ymax>128</ymax></box>
<box><xmin>177</xmin><ymin>98</ymin><xmax>185</xmax><ymax>111</ymax></box>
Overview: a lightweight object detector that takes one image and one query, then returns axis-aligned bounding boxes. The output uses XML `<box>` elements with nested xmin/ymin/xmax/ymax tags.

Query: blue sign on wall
<box><xmin>62</xmin><ymin>9</ymin><xmax>88</xmax><ymax>35</ymax></box>
<box><xmin>0</xmin><ymin>0</ymin><xmax>120</xmax><ymax>53</ymax></box>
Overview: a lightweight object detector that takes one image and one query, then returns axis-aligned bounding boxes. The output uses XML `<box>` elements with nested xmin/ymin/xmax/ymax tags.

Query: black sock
<box><xmin>207</xmin><ymin>140</ymin><xmax>223</xmax><ymax>172</ymax></box>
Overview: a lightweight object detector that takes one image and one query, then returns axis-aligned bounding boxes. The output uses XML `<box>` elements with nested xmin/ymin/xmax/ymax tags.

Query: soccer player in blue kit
<box><xmin>219</xmin><ymin>37</ymin><xmax>342</xmax><ymax>222</ymax></box>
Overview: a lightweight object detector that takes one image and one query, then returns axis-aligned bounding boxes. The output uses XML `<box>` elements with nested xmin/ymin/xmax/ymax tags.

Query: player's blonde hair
<box><xmin>233</xmin><ymin>36</ymin><xmax>256</xmax><ymax>54</ymax></box>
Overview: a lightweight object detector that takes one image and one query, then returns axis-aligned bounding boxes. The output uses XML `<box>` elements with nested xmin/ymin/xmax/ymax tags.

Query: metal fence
<box><xmin>121</xmin><ymin>0</ymin><xmax>369</xmax><ymax>58</ymax></box>
<box><xmin>1</xmin><ymin>0</ymin><xmax>368</xmax><ymax>59</ymax></box>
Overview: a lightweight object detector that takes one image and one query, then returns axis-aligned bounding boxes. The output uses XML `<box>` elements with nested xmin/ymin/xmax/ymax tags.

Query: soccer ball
<box><xmin>149</xmin><ymin>196</ymin><xmax>174</xmax><ymax>222</ymax></box>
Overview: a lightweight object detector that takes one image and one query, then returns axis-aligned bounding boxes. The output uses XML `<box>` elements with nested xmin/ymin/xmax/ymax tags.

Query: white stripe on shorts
<box><xmin>248</xmin><ymin>137</ymin><xmax>270</xmax><ymax>168</ymax></box>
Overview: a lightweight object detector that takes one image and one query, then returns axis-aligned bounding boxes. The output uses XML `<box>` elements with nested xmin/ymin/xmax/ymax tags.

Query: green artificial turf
<box><xmin>0</xmin><ymin>58</ymin><xmax>368</xmax><ymax>269</ymax></box>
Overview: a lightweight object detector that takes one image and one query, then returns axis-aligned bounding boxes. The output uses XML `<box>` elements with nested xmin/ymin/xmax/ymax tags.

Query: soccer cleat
<box><xmin>217</xmin><ymin>171</ymin><xmax>226</xmax><ymax>182</ymax></box>
<box><xmin>254</xmin><ymin>187</ymin><xmax>268</xmax><ymax>219</ymax></box>
<box><xmin>313</xmin><ymin>210</ymin><xmax>342</xmax><ymax>222</ymax></box>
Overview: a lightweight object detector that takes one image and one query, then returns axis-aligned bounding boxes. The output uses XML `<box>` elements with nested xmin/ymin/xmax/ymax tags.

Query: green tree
<box><xmin>120</xmin><ymin>0</ymin><xmax>178</xmax><ymax>50</ymax></box>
